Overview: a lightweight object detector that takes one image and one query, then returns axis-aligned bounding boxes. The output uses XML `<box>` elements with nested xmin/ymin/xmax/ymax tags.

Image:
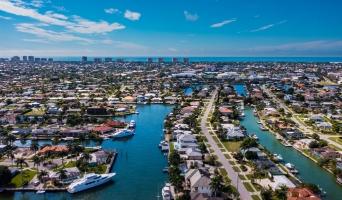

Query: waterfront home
<box><xmin>105</xmin><ymin>120</ymin><xmax>126</xmax><ymax>128</ymax></box>
<box><xmin>282</xmin><ymin>130</ymin><xmax>304</xmax><ymax>140</ymax></box>
<box><xmin>222</xmin><ymin>124</ymin><xmax>245</xmax><ymax>140</ymax></box>
<box><xmin>294</xmin><ymin>138</ymin><xmax>316</xmax><ymax>149</ymax></box>
<box><xmin>172</xmin><ymin>130</ymin><xmax>192</xmax><ymax>140</ymax></box>
<box><xmin>287</xmin><ymin>187</ymin><xmax>321</xmax><ymax>200</ymax></box>
<box><xmin>93</xmin><ymin>125</ymin><xmax>114</xmax><ymax>134</ymax></box>
<box><xmin>218</xmin><ymin>106</ymin><xmax>233</xmax><ymax>117</ymax></box>
<box><xmin>257</xmin><ymin>175</ymin><xmax>295</xmax><ymax>191</ymax></box>
<box><xmin>61</xmin><ymin>129</ymin><xmax>89</xmax><ymax>137</ymax></box>
<box><xmin>184</xmin><ymin>148</ymin><xmax>203</xmax><ymax>160</ymax></box>
<box><xmin>311</xmin><ymin>147</ymin><xmax>341</xmax><ymax>160</ymax></box>
<box><xmin>89</xmin><ymin>150</ymin><xmax>110</xmax><ymax>165</ymax></box>
<box><xmin>49</xmin><ymin>167</ymin><xmax>81</xmax><ymax>184</ymax></box>
<box><xmin>185</xmin><ymin>169</ymin><xmax>212</xmax><ymax>197</ymax></box>
<box><xmin>38</xmin><ymin>145</ymin><xmax>69</xmax><ymax>155</ymax></box>
<box><xmin>176</xmin><ymin>134</ymin><xmax>197</xmax><ymax>149</ymax></box>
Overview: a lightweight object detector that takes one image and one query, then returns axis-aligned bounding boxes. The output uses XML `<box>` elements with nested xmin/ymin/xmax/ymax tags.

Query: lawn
<box><xmin>25</xmin><ymin>108</ymin><xmax>45</xmax><ymax>116</ymax></box>
<box><xmin>232</xmin><ymin>166</ymin><xmax>241</xmax><ymax>172</ymax></box>
<box><xmin>87</xmin><ymin>164</ymin><xmax>107</xmax><ymax>174</ymax></box>
<box><xmin>329</xmin><ymin>137</ymin><xmax>342</xmax><ymax>146</ymax></box>
<box><xmin>243</xmin><ymin>182</ymin><xmax>255</xmax><ymax>192</ymax></box>
<box><xmin>224</xmin><ymin>153</ymin><xmax>231</xmax><ymax>159</ymax></box>
<box><xmin>238</xmin><ymin>174</ymin><xmax>247</xmax><ymax>180</ymax></box>
<box><xmin>54</xmin><ymin>161</ymin><xmax>77</xmax><ymax>171</ymax></box>
<box><xmin>222</xmin><ymin>141</ymin><xmax>242</xmax><ymax>152</ymax></box>
<box><xmin>10</xmin><ymin>169</ymin><xmax>37</xmax><ymax>188</ymax></box>
<box><xmin>252</xmin><ymin>195</ymin><xmax>261</xmax><ymax>200</ymax></box>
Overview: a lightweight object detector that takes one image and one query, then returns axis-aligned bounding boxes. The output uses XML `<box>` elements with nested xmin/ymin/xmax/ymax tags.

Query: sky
<box><xmin>0</xmin><ymin>0</ymin><xmax>342</xmax><ymax>57</ymax></box>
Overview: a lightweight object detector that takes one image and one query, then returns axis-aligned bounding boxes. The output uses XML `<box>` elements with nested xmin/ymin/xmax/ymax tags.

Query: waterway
<box><xmin>2</xmin><ymin>104</ymin><xmax>173</xmax><ymax>200</ymax></box>
<box><xmin>233</xmin><ymin>84</ymin><xmax>247</xmax><ymax>97</ymax></box>
<box><xmin>241</xmin><ymin>107</ymin><xmax>342</xmax><ymax>199</ymax></box>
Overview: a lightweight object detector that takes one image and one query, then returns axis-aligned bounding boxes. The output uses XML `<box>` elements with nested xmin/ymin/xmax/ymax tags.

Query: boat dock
<box><xmin>106</xmin><ymin>151</ymin><xmax>118</xmax><ymax>173</ymax></box>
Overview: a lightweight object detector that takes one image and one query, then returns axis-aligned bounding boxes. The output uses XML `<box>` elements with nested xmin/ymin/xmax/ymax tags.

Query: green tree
<box><xmin>0</xmin><ymin>165</ymin><xmax>12</xmax><ymax>187</ymax></box>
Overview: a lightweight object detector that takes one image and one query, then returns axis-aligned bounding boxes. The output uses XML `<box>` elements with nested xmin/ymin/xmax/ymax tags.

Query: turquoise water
<box><xmin>2</xmin><ymin>105</ymin><xmax>173</xmax><ymax>200</ymax></box>
<box><xmin>183</xmin><ymin>87</ymin><xmax>193</xmax><ymax>96</ymax></box>
<box><xmin>233</xmin><ymin>84</ymin><xmax>247</xmax><ymax>97</ymax></box>
<box><xmin>52</xmin><ymin>57</ymin><xmax>342</xmax><ymax>63</ymax></box>
<box><xmin>240</xmin><ymin>108</ymin><xmax>342</xmax><ymax>200</ymax></box>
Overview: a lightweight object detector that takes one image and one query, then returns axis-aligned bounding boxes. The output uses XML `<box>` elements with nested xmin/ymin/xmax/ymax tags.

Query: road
<box><xmin>262</xmin><ymin>85</ymin><xmax>342</xmax><ymax>151</ymax></box>
<box><xmin>200</xmin><ymin>89</ymin><xmax>252</xmax><ymax>200</ymax></box>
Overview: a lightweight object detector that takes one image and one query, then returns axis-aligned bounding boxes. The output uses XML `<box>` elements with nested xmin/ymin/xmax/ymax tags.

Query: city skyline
<box><xmin>0</xmin><ymin>0</ymin><xmax>342</xmax><ymax>57</ymax></box>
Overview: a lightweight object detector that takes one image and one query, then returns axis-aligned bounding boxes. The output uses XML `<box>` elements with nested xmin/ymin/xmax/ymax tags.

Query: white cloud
<box><xmin>16</xmin><ymin>23</ymin><xmax>93</xmax><ymax>43</ymax></box>
<box><xmin>67</xmin><ymin>16</ymin><xmax>125</xmax><ymax>34</ymax></box>
<box><xmin>104</xmin><ymin>8</ymin><xmax>119</xmax><ymax>14</ymax></box>
<box><xmin>184</xmin><ymin>11</ymin><xmax>198</xmax><ymax>22</ymax></box>
<box><xmin>124</xmin><ymin>10</ymin><xmax>141</xmax><ymax>21</ymax></box>
<box><xmin>250</xmin><ymin>20</ymin><xmax>287</xmax><ymax>32</ymax></box>
<box><xmin>45</xmin><ymin>11</ymin><xmax>68</xmax><ymax>20</ymax></box>
<box><xmin>210</xmin><ymin>19</ymin><xmax>236</xmax><ymax>28</ymax></box>
<box><xmin>0</xmin><ymin>15</ymin><xmax>12</xmax><ymax>20</ymax></box>
<box><xmin>0</xmin><ymin>0</ymin><xmax>125</xmax><ymax>34</ymax></box>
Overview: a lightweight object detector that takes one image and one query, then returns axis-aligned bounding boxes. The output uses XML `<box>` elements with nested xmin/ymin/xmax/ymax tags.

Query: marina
<box><xmin>1</xmin><ymin>105</ymin><xmax>173</xmax><ymax>200</ymax></box>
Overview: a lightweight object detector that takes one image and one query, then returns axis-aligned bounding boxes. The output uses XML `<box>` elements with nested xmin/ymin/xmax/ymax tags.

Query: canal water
<box><xmin>234</xmin><ymin>82</ymin><xmax>342</xmax><ymax>200</ymax></box>
<box><xmin>2</xmin><ymin>104</ymin><xmax>173</xmax><ymax>200</ymax></box>
<box><xmin>233</xmin><ymin>84</ymin><xmax>247</xmax><ymax>97</ymax></box>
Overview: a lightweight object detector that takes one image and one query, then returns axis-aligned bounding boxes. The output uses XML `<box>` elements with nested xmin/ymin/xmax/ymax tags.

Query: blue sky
<box><xmin>0</xmin><ymin>0</ymin><xmax>342</xmax><ymax>57</ymax></box>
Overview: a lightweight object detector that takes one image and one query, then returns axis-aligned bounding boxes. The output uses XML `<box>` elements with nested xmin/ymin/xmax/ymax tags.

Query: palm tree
<box><xmin>30</xmin><ymin>140</ymin><xmax>39</xmax><ymax>154</ymax></box>
<box><xmin>15</xmin><ymin>157</ymin><xmax>28</xmax><ymax>169</ymax></box>
<box><xmin>32</xmin><ymin>155</ymin><xmax>41</xmax><ymax>172</ymax></box>
<box><xmin>81</xmin><ymin>152</ymin><xmax>91</xmax><ymax>163</ymax></box>
<box><xmin>7</xmin><ymin>134</ymin><xmax>16</xmax><ymax>147</ymax></box>
<box><xmin>210</xmin><ymin>172</ymin><xmax>224</xmax><ymax>197</ymax></box>
<box><xmin>58</xmin><ymin>169</ymin><xmax>67</xmax><ymax>181</ymax></box>
<box><xmin>59</xmin><ymin>151</ymin><xmax>67</xmax><ymax>167</ymax></box>
<box><xmin>38</xmin><ymin>170</ymin><xmax>48</xmax><ymax>183</ymax></box>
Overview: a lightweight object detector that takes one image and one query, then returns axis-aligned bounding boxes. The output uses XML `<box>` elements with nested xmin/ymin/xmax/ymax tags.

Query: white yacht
<box><xmin>129</xmin><ymin>120</ymin><xmax>136</xmax><ymax>129</ymax></box>
<box><xmin>67</xmin><ymin>173</ymin><xmax>116</xmax><ymax>193</ymax></box>
<box><xmin>162</xmin><ymin>183</ymin><xmax>172</xmax><ymax>200</ymax></box>
<box><xmin>273</xmin><ymin>154</ymin><xmax>283</xmax><ymax>161</ymax></box>
<box><xmin>285</xmin><ymin>163</ymin><xmax>298</xmax><ymax>174</ymax></box>
<box><xmin>111</xmin><ymin>129</ymin><xmax>135</xmax><ymax>138</ymax></box>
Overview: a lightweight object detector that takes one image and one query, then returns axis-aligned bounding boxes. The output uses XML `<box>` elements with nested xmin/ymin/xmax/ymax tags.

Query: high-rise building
<box><xmin>82</xmin><ymin>56</ymin><xmax>87</xmax><ymax>62</ymax></box>
<box><xmin>94</xmin><ymin>57</ymin><xmax>102</xmax><ymax>63</ymax></box>
<box><xmin>48</xmin><ymin>58</ymin><xmax>53</xmax><ymax>62</ymax></box>
<box><xmin>23</xmin><ymin>56</ymin><xmax>27</xmax><ymax>62</ymax></box>
<box><xmin>35</xmin><ymin>57</ymin><xmax>41</xmax><ymax>62</ymax></box>
<box><xmin>11</xmin><ymin>56</ymin><xmax>20</xmax><ymax>62</ymax></box>
<box><xmin>28</xmin><ymin>56</ymin><xmax>34</xmax><ymax>62</ymax></box>
<box><xmin>172</xmin><ymin>57</ymin><xmax>178</xmax><ymax>63</ymax></box>
<box><xmin>183</xmin><ymin>57</ymin><xmax>190</xmax><ymax>64</ymax></box>
<box><xmin>147</xmin><ymin>57</ymin><xmax>153</xmax><ymax>63</ymax></box>
<box><xmin>104</xmin><ymin>57</ymin><xmax>112</xmax><ymax>62</ymax></box>
<box><xmin>41</xmin><ymin>58</ymin><xmax>47</xmax><ymax>62</ymax></box>
<box><xmin>158</xmin><ymin>57</ymin><xmax>164</xmax><ymax>63</ymax></box>
<box><xmin>116</xmin><ymin>58</ymin><xmax>124</xmax><ymax>62</ymax></box>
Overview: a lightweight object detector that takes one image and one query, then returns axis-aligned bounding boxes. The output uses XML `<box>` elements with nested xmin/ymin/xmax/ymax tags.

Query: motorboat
<box><xmin>259</xmin><ymin>124</ymin><xmax>268</xmax><ymax>131</ymax></box>
<box><xmin>161</xmin><ymin>183</ymin><xmax>173</xmax><ymax>200</ymax></box>
<box><xmin>251</xmin><ymin>134</ymin><xmax>259</xmax><ymax>140</ymax></box>
<box><xmin>285</xmin><ymin>163</ymin><xmax>298</xmax><ymax>174</ymax></box>
<box><xmin>67</xmin><ymin>173</ymin><xmax>116</xmax><ymax>193</ymax></box>
<box><xmin>128</xmin><ymin>120</ymin><xmax>136</xmax><ymax>129</ymax></box>
<box><xmin>273</xmin><ymin>154</ymin><xmax>283</xmax><ymax>162</ymax></box>
<box><xmin>111</xmin><ymin>129</ymin><xmax>135</xmax><ymax>139</ymax></box>
<box><xmin>36</xmin><ymin>190</ymin><xmax>45</xmax><ymax>194</ymax></box>
<box><xmin>159</xmin><ymin>140</ymin><xmax>169</xmax><ymax>152</ymax></box>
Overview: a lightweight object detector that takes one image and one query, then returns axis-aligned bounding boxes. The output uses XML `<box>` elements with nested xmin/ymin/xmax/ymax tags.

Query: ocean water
<box><xmin>51</xmin><ymin>57</ymin><xmax>342</xmax><ymax>63</ymax></box>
